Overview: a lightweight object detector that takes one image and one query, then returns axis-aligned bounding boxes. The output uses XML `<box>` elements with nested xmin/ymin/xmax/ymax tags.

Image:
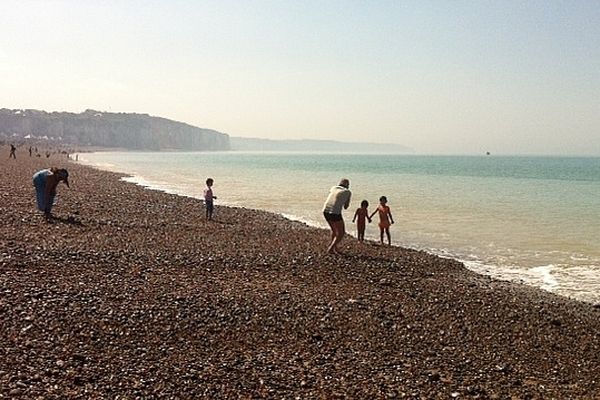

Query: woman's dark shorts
<box><xmin>323</xmin><ymin>212</ymin><xmax>343</xmax><ymax>222</ymax></box>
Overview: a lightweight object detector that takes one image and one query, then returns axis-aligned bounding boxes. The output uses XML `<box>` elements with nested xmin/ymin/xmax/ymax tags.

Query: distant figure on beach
<box><xmin>352</xmin><ymin>199</ymin><xmax>371</xmax><ymax>242</ymax></box>
<box><xmin>203</xmin><ymin>178</ymin><xmax>217</xmax><ymax>221</ymax></box>
<box><xmin>29</xmin><ymin>146</ymin><xmax>32</xmax><ymax>157</ymax></box>
<box><xmin>9</xmin><ymin>144</ymin><xmax>16</xmax><ymax>159</ymax></box>
<box><xmin>370</xmin><ymin>196</ymin><xmax>394</xmax><ymax>245</ymax></box>
<box><xmin>323</xmin><ymin>178</ymin><xmax>352</xmax><ymax>254</ymax></box>
<box><xmin>32</xmin><ymin>168</ymin><xmax>70</xmax><ymax>218</ymax></box>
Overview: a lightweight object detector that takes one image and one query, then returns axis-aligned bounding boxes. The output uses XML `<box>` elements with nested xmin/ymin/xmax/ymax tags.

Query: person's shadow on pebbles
<box><xmin>46</xmin><ymin>215</ymin><xmax>84</xmax><ymax>226</ymax></box>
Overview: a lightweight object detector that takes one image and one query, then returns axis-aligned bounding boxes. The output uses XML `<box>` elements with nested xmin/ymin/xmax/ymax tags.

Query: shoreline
<box><xmin>2</xmin><ymin>145</ymin><xmax>600</xmax><ymax>398</ymax></box>
<box><xmin>76</xmin><ymin>150</ymin><xmax>600</xmax><ymax>306</ymax></box>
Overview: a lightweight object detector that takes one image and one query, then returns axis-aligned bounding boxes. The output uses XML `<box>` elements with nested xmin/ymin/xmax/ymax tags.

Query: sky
<box><xmin>0</xmin><ymin>1</ymin><xmax>598</xmax><ymax>155</ymax></box>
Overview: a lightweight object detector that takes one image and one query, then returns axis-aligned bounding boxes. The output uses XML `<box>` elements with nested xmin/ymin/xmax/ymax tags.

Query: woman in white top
<box><xmin>322</xmin><ymin>178</ymin><xmax>351</xmax><ymax>254</ymax></box>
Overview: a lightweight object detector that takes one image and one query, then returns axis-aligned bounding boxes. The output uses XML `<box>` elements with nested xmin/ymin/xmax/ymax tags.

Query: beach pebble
<box><xmin>1</xmin><ymin>147</ymin><xmax>599</xmax><ymax>398</ymax></box>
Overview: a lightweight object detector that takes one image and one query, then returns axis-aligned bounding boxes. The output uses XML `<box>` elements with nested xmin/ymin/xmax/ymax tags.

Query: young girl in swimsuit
<box><xmin>370</xmin><ymin>196</ymin><xmax>394</xmax><ymax>245</ymax></box>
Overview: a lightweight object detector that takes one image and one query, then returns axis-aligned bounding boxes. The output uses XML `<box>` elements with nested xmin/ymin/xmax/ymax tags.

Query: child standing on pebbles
<box><xmin>370</xmin><ymin>196</ymin><xmax>394</xmax><ymax>245</ymax></box>
<box><xmin>352</xmin><ymin>200</ymin><xmax>371</xmax><ymax>242</ymax></box>
<box><xmin>203</xmin><ymin>178</ymin><xmax>217</xmax><ymax>221</ymax></box>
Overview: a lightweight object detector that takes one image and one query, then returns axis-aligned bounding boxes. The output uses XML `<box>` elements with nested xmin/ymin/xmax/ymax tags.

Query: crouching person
<box><xmin>33</xmin><ymin>168</ymin><xmax>69</xmax><ymax>218</ymax></box>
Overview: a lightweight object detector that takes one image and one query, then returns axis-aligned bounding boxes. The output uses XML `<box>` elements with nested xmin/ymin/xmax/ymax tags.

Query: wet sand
<box><xmin>1</xmin><ymin>145</ymin><xmax>599</xmax><ymax>398</ymax></box>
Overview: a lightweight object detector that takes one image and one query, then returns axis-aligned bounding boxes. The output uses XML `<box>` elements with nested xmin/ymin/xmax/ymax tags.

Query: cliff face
<box><xmin>0</xmin><ymin>109</ymin><xmax>230</xmax><ymax>151</ymax></box>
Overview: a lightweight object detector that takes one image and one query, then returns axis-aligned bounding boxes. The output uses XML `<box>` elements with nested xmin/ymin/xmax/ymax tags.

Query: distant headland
<box><xmin>0</xmin><ymin>108</ymin><xmax>230</xmax><ymax>151</ymax></box>
<box><xmin>230</xmin><ymin>137</ymin><xmax>412</xmax><ymax>153</ymax></box>
<box><xmin>1</xmin><ymin>108</ymin><xmax>411</xmax><ymax>153</ymax></box>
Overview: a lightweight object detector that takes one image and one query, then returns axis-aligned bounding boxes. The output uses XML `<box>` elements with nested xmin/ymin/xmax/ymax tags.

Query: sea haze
<box><xmin>78</xmin><ymin>151</ymin><xmax>600</xmax><ymax>304</ymax></box>
<box><xmin>229</xmin><ymin>137</ymin><xmax>413</xmax><ymax>153</ymax></box>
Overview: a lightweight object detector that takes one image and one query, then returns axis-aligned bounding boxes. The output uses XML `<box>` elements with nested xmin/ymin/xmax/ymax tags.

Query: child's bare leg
<box><xmin>379</xmin><ymin>228</ymin><xmax>384</xmax><ymax>244</ymax></box>
<box><xmin>385</xmin><ymin>228</ymin><xmax>391</xmax><ymax>245</ymax></box>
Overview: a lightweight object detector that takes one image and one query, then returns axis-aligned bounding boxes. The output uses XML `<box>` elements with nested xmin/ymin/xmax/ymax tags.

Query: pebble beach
<box><xmin>1</xmin><ymin>145</ymin><xmax>600</xmax><ymax>399</ymax></box>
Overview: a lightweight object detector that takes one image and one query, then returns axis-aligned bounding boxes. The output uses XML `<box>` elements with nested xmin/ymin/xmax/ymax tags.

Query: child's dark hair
<box><xmin>206</xmin><ymin>178</ymin><xmax>214</xmax><ymax>185</ymax></box>
<box><xmin>361</xmin><ymin>200</ymin><xmax>369</xmax><ymax>208</ymax></box>
<box><xmin>379</xmin><ymin>196</ymin><xmax>387</xmax><ymax>202</ymax></box>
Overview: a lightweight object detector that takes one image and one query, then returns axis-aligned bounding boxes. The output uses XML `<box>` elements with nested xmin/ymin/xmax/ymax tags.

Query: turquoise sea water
<box><xmin>78</xmin><ymin>152</ymin><xmax>600</xmax><ymax>304</ymax></box>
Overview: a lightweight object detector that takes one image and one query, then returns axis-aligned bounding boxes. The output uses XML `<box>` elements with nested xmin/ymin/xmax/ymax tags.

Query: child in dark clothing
<box><xmin>203</xmin><ymin>178</ymin><xmax>217</xmax><ymax>221</ymax></box>
<box><xmin>352</xmin><ymin>200</ymin><xmax>371</xmax><ymax>242</ymax></box>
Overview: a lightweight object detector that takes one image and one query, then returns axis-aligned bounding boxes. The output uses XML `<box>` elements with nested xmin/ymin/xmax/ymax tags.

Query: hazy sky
<box><xmin>1</xmin><ymin>1</ymin><xmax>598</xmax><ymax>155</ymax></box>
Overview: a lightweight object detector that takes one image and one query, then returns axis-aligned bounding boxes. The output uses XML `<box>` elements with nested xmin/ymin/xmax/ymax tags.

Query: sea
<box><xmin>77</xmin><ymin>151</ymin><xmax>600</xmax><ymax>305</ymax></box>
